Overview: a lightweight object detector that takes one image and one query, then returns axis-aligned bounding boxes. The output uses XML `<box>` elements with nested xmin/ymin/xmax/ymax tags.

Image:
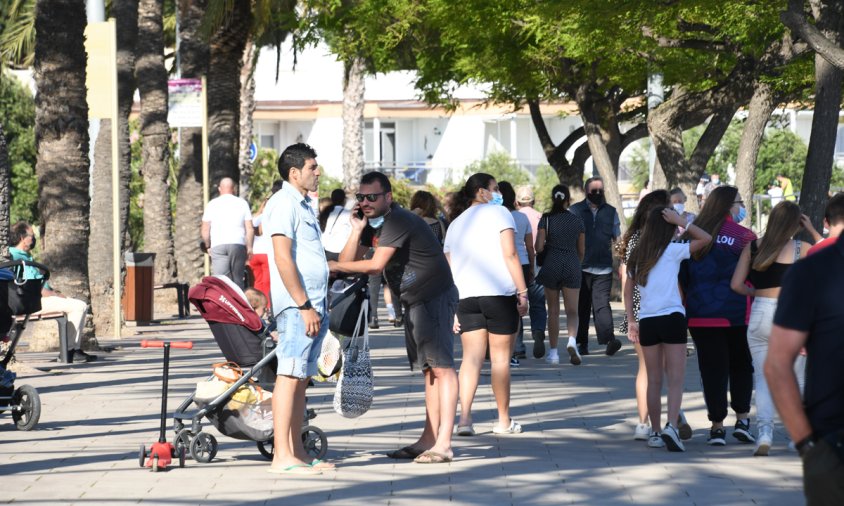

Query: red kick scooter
<box><xmin>138</xmin><ymin>340</ymin><xmax>193</xmax><ymax>472</ymax></box>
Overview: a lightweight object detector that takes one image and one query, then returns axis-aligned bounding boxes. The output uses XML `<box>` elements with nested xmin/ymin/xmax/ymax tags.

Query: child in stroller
<box><xmin>174</xmin><ymin>275</ymin><xmax>326</xmax><ymax>464</ymax></box>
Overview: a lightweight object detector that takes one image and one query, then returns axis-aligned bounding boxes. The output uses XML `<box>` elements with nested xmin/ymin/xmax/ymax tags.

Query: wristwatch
<box><xmin>297</xmin><ymin>299</ymin><xmax>314</xmax><ymax>311</ymax></box>
<box><xmin>796</xmin><ymin>435</ymin><xmax>816</xmax><ymax>458</ymax></box>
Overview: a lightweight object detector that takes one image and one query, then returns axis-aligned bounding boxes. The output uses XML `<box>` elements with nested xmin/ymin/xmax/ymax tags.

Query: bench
<box><xmin>15</xmin><ymin>311</ymin><xmax>70</xmax><ymax>363</ymax></box>
<box><xmin>154</xmin><ymin>282</ymin><xmax>190</xmax><ymax>318</ymax></box>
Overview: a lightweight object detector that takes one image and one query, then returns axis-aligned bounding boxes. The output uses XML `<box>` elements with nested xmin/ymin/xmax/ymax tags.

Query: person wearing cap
<box><xmin>515</xmin><ymin>185</ymin><xmax>548</xmax><ymax>359</ymax></box>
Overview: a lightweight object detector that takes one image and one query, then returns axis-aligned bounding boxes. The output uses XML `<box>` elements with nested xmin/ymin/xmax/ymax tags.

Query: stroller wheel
<box><xmin>174</xmin><ymin>429</ymin><xmax>193</xmax><ymax>458</ymax></box>
<box><xmin>151</xmin><ymin>454</ymin><xmax>159</xmax><ymax>472</ymax></box>
<box><xmin>12</xmin><ymin>385</ymin><xmax>41</xmax><ymax>431</ymax></box>
<box><xmin>257</xmin><ymin>439</ymin><xmax>274</xmax><ymax>460</ymax></box>
<box><xmin>189</xmin><ymin>432</ymin><xmax>218</xmax><ymax>463</ymax></box>
<box><xmin>301</xmin><ymin>425</ymin><xmax>328</xmax><ymax>460</ymax></box>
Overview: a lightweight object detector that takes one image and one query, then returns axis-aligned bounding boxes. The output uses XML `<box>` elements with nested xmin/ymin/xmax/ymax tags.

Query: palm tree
<box><xmin>136</xmin><ymin>0</ymin><xmax>177</xmax><ymax>284</ymax></box>
<box><xmin>238</xmin><ymin>36</ymin><xmax>257</xmax><ymax>200</ymax></box>
<box><xmin>174</xmin><ymin>0</ymin><xmax>209</xmax><ymax>286</ymax></box>
<box><xmin>87</xmin><ymin>0</ymin><xmax>138</xmax><ymax>336</ymax></box>
<box><xmin>207</xmin><ymin>0</ymin><xmax>252</xmax><ymax>193</ymax></box>
<box><xmin>33</xmin><ymin>0</ymin><xmax>91</xmax><ymax>300</ymax></box>
<box><xmin>342</xmin><ymin>56</ymin><xmax>366</xmax><ymax>196</ymax></box>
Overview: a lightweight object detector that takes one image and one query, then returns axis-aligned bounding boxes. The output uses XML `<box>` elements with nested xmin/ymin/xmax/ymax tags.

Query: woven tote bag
<box><xmin>333</xmin><ymin>303</ymin><xmax>373</xmax><ymax>418</ymax></box>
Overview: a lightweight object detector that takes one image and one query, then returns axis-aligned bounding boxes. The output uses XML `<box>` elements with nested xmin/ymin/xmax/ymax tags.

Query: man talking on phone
<box><xmin>330</xmin><ymin>171</ymin><xmax>459</xmax><ymax>464</ymax></box>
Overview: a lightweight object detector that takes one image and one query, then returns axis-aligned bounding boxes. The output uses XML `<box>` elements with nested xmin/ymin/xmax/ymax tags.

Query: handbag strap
<box><xmin>348</xmin><ymin>299</ymin><xmax>370</xmax><ymax>350</ymax></box>
<box><xmin>793</xmin><ymin>239</ymin><xmax>802</xmax><ymax>261</ymax></box>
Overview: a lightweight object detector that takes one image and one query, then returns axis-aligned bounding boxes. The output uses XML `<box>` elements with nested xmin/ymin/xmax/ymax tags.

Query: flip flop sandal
<box><xmin>414</xmin><ymin>451</ymin><xmax>453</xmax><ymax>464</ymax></box>
<box><xmin>386</xmin><ymin>446</ymin><xmax>424</xmax><ymax>459</ymax></box>
<box><xmin>267</xmin><ymin>463</ymin><xmax>322</xmax><ymax>475</ymax></box>
<box><xmin>309</xmin><ymin>459</ymin><xmax>336</xmax><ymax>470</ymax></box>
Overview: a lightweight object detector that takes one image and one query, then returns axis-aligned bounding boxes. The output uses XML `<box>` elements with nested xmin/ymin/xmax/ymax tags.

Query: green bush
<box><xmin>1</xmin><ymin>72</ymin><xmax>37</xmax><ymax>225</ymax></box>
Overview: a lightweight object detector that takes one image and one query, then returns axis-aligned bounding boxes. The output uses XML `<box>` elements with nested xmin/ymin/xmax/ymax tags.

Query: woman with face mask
<box><xmin>680</xmin><ymin>186</ymin><xmax>757</xmax><ymax>448</ymax></box>
<box><xmin>444</xmin><ymin>172</ymin><xmax>528</xmax><ymax>436</ymax></box>
<box><xmin>669</xmin><ymin>188</ymin><xmax>696</xmax><ymax>234</ymax></box>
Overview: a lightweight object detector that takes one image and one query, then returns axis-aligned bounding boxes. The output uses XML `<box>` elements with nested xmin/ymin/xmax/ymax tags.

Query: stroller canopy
<box><xmin>188</xmin><ymin>276</ymin><xmax>263</xmax><ymax>332</ymax></box>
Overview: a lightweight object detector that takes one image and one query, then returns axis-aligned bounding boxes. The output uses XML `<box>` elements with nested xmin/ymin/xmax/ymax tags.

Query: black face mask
<box><xmin>587</xmin><ymin>192</ymin><xmax>605</xmax><ymax>206</ymax></box>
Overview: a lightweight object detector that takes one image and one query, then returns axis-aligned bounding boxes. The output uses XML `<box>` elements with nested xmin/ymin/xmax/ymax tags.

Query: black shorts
<box><xmin>457</xmin><ymin>295</ymin><xmax>520</xmax><ymax>335</ymax></box>
<box><xmin>638</xmin><ymin>312</ymin><xmax>688</xmax><ymax>346</ymax></box>
<box><xmin>403</xmin><ymin>286</ymin><xmax>458</xmax><ymax>371</ymax></box>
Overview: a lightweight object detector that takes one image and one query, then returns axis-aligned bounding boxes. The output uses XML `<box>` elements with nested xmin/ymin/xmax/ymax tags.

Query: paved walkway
<box><xmin>1</xmin><ymin>304</ymin><xmax>803</xmax><ymax>505</ymax></box>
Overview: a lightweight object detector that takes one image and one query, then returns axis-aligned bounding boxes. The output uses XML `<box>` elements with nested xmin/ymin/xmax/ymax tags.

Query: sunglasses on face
<box><xmin>355</xmin><ymin>192</ymin><xmax>386</xmax><ymax>203</ymax></box>
<box><xmin>589</xmin><ymin>189</ymin><xmax>605</xmax><ymax>195</ymax></box>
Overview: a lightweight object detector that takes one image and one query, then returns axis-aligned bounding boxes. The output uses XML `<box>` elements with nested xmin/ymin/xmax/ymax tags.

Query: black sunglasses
<box><xmin>355</xmin><ymin>192</ymin><xmax>386</xmax><ymax>202</ymax></box>
<box><xmin>589</xmin><ymin>189</ymin><xmax>605</xmax><ymax>195</ymax></box>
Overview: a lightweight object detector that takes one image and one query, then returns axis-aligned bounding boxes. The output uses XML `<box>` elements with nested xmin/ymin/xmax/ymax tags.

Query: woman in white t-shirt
<box><xmin>444</xmin><ymin>173</ymin><xmax>528</xmax><ymax>436</ymax></box>
<box><xmin>625</xmin><ymin>207</ymin><xmax>710</xmax><ymax>452</ymax></box>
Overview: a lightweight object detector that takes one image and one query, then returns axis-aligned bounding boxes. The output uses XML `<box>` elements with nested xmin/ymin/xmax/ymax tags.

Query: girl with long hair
<box><xmin>618</xmin><ymin>190</ymin><xmax>693</xmax><ymax>441</ymax></box>
<box><xmin>534</xmin><ymin>185</ymin><xmax>585</xmax><ymax>365</ymax></box>
<box><xmin>444</xmin><ymin>173</ymin><xmax>528</xmax><ymax>435</ymax></box>
<box><xmin>681</xmin><ymin>185</ymin><xmax>757</xmax><ymax>447</ymax></box>
<box><xmin>626</xmin><ymin>207</ymin><xmax>711</xmax><ymax>451</ymax></box>
<box><xmin>410</xmin><ymin>190</ymin><xmax>447</xmax><ymax>244</ymax></box>
<box><xmin>730</xmin><ymin>201</ymin><xmax>817</xmax><ymax>455</ymax></box>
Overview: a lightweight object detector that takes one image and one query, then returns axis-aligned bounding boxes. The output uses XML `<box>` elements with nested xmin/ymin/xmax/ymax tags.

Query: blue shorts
<box><xmin>275</xmin><ymin>308</ymin><xmax>328</xmax><ymax>379</ymax></box>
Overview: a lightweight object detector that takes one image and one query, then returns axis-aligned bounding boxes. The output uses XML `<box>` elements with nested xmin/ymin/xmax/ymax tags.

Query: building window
<box><xmin>260</xmin><ymin>134</ymin><xmax>275</xmax><ymax>149</ymax></box>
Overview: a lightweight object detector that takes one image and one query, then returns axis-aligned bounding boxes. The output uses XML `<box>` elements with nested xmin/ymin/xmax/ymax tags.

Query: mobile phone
<box><xmin>356</xmin><ymin>208</ymin><xmax>364</xmax><ymax>219</ymax></box>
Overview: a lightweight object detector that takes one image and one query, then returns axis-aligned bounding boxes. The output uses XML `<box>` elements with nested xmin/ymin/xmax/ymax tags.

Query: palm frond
<box><xmin>0</xmin><ymin>0</ymin><xmax>36</xmax><ymax>68</ymax></box>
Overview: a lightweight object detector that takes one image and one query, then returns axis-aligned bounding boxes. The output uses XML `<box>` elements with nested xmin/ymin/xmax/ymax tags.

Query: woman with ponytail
<box><xmin>444</xmin><ymin>173</ymin><xmax>529</xmax><ymax>435</ymax></box>
<box><xmin>534</xmin><ymin>185</ymin><xmax>585</xmax><ymax>365</ymax></box>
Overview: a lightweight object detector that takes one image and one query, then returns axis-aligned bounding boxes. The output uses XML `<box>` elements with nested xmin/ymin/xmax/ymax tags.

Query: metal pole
<box><xmin>159</xmin><ymin>343</ymin><xmax>171</xmax><ymax>443</ymax></box>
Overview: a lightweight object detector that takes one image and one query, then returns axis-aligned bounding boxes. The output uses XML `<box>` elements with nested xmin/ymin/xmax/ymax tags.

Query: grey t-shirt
<box><xmin>361</xmin><ymin>205</ymin><xmax>454</xmax><ymax>307</ymax></box>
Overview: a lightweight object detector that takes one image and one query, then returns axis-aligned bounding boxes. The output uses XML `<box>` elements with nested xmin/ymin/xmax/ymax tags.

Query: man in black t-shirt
<box><xmin>330</xmin><ymin>171</ymin><xmax>459</xmax><ymax>464</ymax></box>
<box><xmin>766</xmin><ymin>234</ymin><xmax>844</xmax><ymax>505</ymax></box>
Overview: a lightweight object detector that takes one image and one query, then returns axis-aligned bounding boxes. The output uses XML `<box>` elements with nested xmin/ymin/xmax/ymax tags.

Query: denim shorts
<box><xmin>275</xmin><ymin>308</ymin><xmax>328</xmax><ymax>379</ymax></box>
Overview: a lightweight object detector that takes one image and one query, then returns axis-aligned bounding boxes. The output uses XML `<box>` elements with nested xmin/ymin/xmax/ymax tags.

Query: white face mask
<box><xmin>673</xmin><ymin>203</ymin><xmax>685</xmax><ymax>215</ymax></box>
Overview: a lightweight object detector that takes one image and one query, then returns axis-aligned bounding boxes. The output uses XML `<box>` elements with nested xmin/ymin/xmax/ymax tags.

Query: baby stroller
<box><xmin>0</xmin><ymin>260</ymin><xmax>50</xmax><ymax>431</ymax></box>
<box><xmin>174</xmin><ymin>275</ymin><xmax>326</xmax><ymax>463</ymax></box>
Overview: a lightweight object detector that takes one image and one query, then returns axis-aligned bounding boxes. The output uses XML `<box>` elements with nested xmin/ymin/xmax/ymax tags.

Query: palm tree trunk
<box><xmin>342</xmin><ymin>56</ymin><xmax>366</xmax><ymax>197</ymax></box>
<box><xmin>136</xmin><ymin>0</ymin><xmax>177</xmax><ymax>284</ymax></box>
<box><xmin>174</xmin><ymin>0</ymin><xmax>209</xmax><ymax>286</ymax></box>
<box><xmin>238</xmin><ymin>36</ymin><xmax>257</xmax><ymax>200</ymax></box>
<box><xmin>207</xmin><ymin>0</ymin><xmax>251</xmax><ymax>194</ymax></box>
<box><xmin>34</xmin><ymin>0</ymin><xmax>91</xmax><ymax>301</ymax></box>
<box><xmin>87</xmin><ymin>0</ymin><xmax>137</xmax><ymax>336</ymax></box>
<box><xmin>0</xmin><ymin>124</ymin><xmax>10</xmax><ymax>259</ymax></box>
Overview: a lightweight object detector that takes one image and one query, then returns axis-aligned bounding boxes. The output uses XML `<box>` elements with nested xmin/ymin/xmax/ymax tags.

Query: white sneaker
<box><xmin>754</xmin><ymin>426</ymin><xmax>774</xmax><ymax>456</ymax></box>
<box><xmin>566</xmin><ymin>338</ymin><xmax>581</xmax><ymax>366</ymax></box>
<box><xmin>545</xmin><ymin>351</ymin><xmax>560</xmax><ymax>365</ymax></box>
<box><xmin>661</xmin><ymin>423</ymin><xmax>686</xmax><ymax>452</ymax></box>
<box><xmin>647</xmin><ymin>432</ymin><xmax>665</xmax><ymax>448</ymax></box>
<box><xmin>634</xmin><ymin>423</ymin><xmax>650</xmax><ymax>441</ymax></box>
<box><xmin>386</xmin><ymin>304</ymin><xmax>396</xmax><ymax>323</ymax></box>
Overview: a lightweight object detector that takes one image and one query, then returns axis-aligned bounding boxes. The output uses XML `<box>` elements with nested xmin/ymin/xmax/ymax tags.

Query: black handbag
<box><xmin>8</xmin><ymin>279</ymin><xmax>43</xmax><ymax>315</ymax></box>
<box><xmin>329</xmin><ymin>276</ymin><xmax>369</xmax><ymax>337</ymax></box>
<box><xmin>536</xmin><ymin>215</ymin><xmax>550</xmax><ymax>267</ymax></box>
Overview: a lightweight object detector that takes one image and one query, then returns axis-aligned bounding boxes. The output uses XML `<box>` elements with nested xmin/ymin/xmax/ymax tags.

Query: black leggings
<box><xmin>689</xmin><ymin>326</ymin><xmax>754</xmax><ymax>424</ymax></box>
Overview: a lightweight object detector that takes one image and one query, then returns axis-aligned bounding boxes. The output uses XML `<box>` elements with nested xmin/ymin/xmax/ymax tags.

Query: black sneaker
<box><xmin>577</xmin><ymin>344</ymin><xmax>590</xmax><ymax>356</ymax></box>
<box><xmin>708</xmin><ymin>427</ymin><xmax>727</xmax><ymax>446</ymax></box>
<box><xmin>509</xmin><ymin>356</ymin><xmax>520</xmax><ymax>368</ymax></box>
<box><xmin>733</xmin><ymin>419</ymin><xmax>756</xmax><ymax>444</ymax></box>
<box><xmin>72</xmin><ymin>350</ymin><xmax>97</xmax><ymax>363</ymax></box>
<box><xmin>532</xmin><ymin>331</ymin><xmax>545</xmax><ymax>359</ymax></box>
<box><xmin>605</xmin><ymin>338</ymin><xmax>622</xmax><ymax>356</ymax></box>
<box><xmin>660</xmin><ymin>423</ymin><xmax>686</xmax><ymax>452</ymax></box>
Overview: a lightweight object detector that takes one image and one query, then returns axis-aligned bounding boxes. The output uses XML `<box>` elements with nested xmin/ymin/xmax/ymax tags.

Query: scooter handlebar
<box><xmin>140</xmin><ymin>340</ymin><xmax>194</xmax><ymax>349</ymax></box>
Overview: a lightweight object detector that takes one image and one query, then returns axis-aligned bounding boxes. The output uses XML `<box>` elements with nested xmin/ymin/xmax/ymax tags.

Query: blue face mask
<box><xmin>733</xmin><ymin>206</ymin><xmax>747</xmax><ymax>223</ymax></box>
<box><xmin>368</xmin><ymin>215</ymin><xmax>385</xmax><ymax>229</ymax></box>
<box><xmin>489</xmin><ymin>192</ymin><xmax>504</xmax><ymax>206</ymax></box>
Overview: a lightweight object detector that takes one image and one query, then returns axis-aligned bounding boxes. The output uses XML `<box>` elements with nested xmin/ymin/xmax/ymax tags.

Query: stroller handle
<box><xmin>141</xmin><ymin>340</ymin><xmax>194</xmax><ymax>349</ymax></box>
<box><xmin>0</xmin><ymin>260</ymin><xmax>51</xmax><ymax>282</ymax></box>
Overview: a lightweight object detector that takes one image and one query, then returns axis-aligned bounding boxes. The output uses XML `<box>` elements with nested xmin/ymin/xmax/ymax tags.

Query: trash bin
<box><xmin>123</xmin><ymin>252</ymin><xmax>156</xmax><ymax>322</ymax></box>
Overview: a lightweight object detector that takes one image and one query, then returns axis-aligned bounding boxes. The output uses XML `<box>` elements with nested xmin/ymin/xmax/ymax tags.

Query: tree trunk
<box><xmin>87</xmin><ymin>0</ymin><xmax>137</xmax><ymax>337</ymax></box>
<box><xmin>0</xmin><ymin>124</ymin><xmax>9</xmax><ymax>259</ymax></box>
<box><xmin>136</xmin><ymin>0</ymin><xmax>177</xmax><ymax>284</ymax></box>
<box><xmin>576</xmin><ymin>91</ymin><xmax>627</xmax><ymax>236</ymax></box>
<box><xmin>342</xmin><ymin>56</ymin><xmax>366</xmax><ymax>198</ymax></box>
<box><xmin>238</xmin><ymin>36</ymin><xmax>257</xmax><ymax>201</ymax></box>
<box><xmin>527</xmin><ymin>99</ymin><xmax>586</xmax><ymax>200</ymax></box>
<box><xmin>799</xmin><ymin>1</ymin><xmax>844</xmax><ymax>233</ymax></box>
<box><xmin>34</xmin><ymin>0</ymin><xmax>90</xmax><ymax>301</ymax></box>
<box><xmin>174</xmin><ymin>0</ymin><xmax>209</xmax><ymax>287</ymax></box>
<box><xmin>735</xmin><ymin>81</ymin><xmax>777</xmax><ymax>228</ymax></box>
<box><xmin>207</xmin><ymin>0</ymin><xmax>251</xmax><ymax>194</ymax></box>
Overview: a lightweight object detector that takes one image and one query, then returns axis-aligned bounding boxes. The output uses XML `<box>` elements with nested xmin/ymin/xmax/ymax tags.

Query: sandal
<box><xmin>492</xmin><ymin>419</ymin><xmax>523</xmax><ymax>434</ymax></box>
<box><xmin>414</xmin><ymin>451</ymin><xmax>453</xmax><ymax>464</ymax></box>
<box><xmin>386</xmin><ymin>446</ymin><xmax>424</xmax><ymax>459</ymax></box>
